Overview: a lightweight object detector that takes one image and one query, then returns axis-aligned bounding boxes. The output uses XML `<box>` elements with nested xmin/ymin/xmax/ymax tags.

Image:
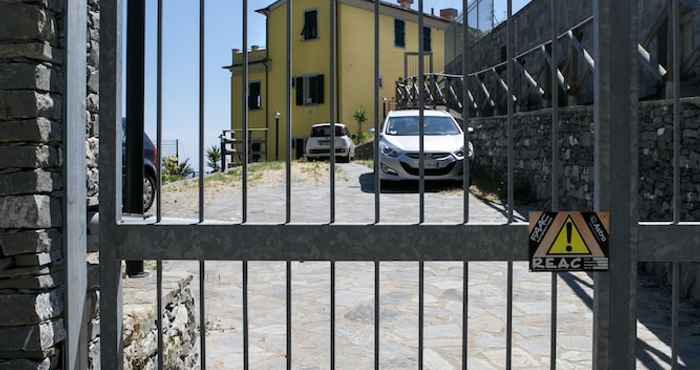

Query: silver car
<box><xmin>305</xmin><ymin>123</ymin><xmax>356</xmax><ymax>162</ymax></box>
<box><xmin>378</xmin><ymin>110</ymin><xmax>474</xmax><ymax>182</ymax></box>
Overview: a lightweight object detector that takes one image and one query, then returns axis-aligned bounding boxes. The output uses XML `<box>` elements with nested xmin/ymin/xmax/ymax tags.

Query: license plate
<box><xmin>425</xmin><ymin>159</ymin><xmax>439</xmax><ymax>169</ymax></box>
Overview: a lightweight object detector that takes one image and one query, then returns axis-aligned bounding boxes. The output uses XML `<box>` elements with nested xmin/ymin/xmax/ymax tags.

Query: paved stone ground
<box><xmin>122</xmin><ymin>162</ymin><xmax>700</xmax><ymax>369</ymax></box>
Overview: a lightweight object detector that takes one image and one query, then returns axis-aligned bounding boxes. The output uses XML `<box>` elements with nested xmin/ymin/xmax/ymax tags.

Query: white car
<box><xmin>305</xmin><ymin>123</ymin><xmax>356</xmax><ymax>162</ymax></box>
<box><xmin>378</xmin><ymin>110</ymin><xmax>474</xmax><ymax>181</ymax></box>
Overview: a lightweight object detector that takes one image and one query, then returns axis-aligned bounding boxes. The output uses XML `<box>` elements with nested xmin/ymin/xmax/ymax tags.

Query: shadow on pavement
<box><xmin>358</xmin><ymin>172</ymin><xmax>463</xmax><ymax>194</ymax></box>
<box><xmin>559</xmin><ymin>271</ymin><xmax>700</xmax><ymax>369</ymax></box>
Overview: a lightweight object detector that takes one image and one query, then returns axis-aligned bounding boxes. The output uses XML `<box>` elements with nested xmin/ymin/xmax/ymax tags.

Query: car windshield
<box><xmin>311</xmin><ymin>125</ymin><xmax>345</xmax><ymax>137</ymax></box>
<box><xmin>385</xmin><ymin>116</ymin><xmax>461</xmax><ymax>136</ymax></box>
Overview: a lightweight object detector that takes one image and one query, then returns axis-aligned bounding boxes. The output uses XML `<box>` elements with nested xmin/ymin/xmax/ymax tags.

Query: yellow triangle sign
<box><xmin>547</xmin><ymin>216</ymin><xmax>591</xmax><ymax>255</ymax></box>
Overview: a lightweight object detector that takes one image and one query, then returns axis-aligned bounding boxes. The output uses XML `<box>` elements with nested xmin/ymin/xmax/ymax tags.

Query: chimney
<box><xmin>440</xmin><ymin>8</ymin><xmax>458</xmax><ymax>21</ymax></box>
<box><xmin>398</xmin><ymin>0</ymin><xmax>413</xmax><ymax>9</ymax></box>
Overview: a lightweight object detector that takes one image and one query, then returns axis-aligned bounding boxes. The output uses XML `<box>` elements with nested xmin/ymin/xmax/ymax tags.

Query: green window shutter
<box><xmin>248</xmin><ymin>82</ymin><xmax>261</xmax><ymax>109</ymax></box>
<box><xmin>315</xmin><ymin>75</ymin><xmax>324</xmax><ymax>104</ymax></box>
<box><xmin>302</xmin><ymin>10</ymin><xmax>318</xmax><ymax>40</ymax></box>
<box><xmin>422</xmin><ymin>27</ymin><xmax>432</xmax><ymax>52</ymax></box>
<box><xmin>394</xmin><ymin>19</ymin><xmax>405</xmax><ymax>47</ymax></box>
<box><xmin>295</xmin><ymin>77</ymin><xmax>304</xmax><ymax>105</ymax></box>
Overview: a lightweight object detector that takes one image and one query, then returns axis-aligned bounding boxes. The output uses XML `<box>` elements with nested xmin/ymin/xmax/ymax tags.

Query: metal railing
<box><xmin>398</xmin><ymin>15</ymin><xmax>670</xmax><ymax>114</ymax></box>
<box><xmin>94</xmin><ymin>1</ymin><xmax>700</xmax><ymax>370</ymax></box>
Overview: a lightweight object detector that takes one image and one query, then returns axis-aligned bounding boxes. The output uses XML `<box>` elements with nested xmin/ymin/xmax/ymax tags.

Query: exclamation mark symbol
<box><xmin>566</xmin><ymin>221</ymin><xmax>573</xmax><ymax>252</ymax></box>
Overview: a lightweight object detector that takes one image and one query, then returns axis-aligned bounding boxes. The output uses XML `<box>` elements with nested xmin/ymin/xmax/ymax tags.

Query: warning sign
<box><xmin>529</xmin><ymin>212</ymin><xmax>609</xmax><ymax>272</ymax></box>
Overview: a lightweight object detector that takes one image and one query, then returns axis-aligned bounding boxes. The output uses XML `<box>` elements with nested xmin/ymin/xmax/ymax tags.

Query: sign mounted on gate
<box><xmin>528</xmin><ymin>212</ymin><xmax>610</xmax><ymax>272</ymax></box>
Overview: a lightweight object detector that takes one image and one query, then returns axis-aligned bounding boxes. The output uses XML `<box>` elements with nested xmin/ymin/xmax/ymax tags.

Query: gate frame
<box><xmin>94</xmin><ymin>0</ymin><xmax>700</xmax><ymax>370</ymax></box>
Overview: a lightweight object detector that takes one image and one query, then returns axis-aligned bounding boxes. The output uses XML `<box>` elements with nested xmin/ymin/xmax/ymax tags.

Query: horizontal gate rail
<box><xmin>105</xmin><ymin>220</ymin><xmax>700</xmax><ymax>262</ymax></box>
<box><xmin>110</xmin><ymin>223</ymin><xmax>529</xmax><ymax>261</ymax></box>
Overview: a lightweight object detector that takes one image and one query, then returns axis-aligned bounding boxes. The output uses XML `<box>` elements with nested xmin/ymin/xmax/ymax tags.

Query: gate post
<box><xmin>65</xmin><ymin>0</ymin><xmax>88</xmax><ymax>369</ymax></box>
<box><xmin>592</xmin><ymin>0</ymin><xmax>639</xmax><ymax>368</ymax></box>
<box><xmin>99</xmin><ymin>0</ymin><xmax>125</xmax><ymax>368</ymax></box>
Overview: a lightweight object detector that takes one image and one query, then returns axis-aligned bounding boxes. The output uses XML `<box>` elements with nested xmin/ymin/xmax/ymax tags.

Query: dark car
<box><xmin>122</xmin><ymin>119</ymin><xmax>158</xmax><ymax>213</ymax></box>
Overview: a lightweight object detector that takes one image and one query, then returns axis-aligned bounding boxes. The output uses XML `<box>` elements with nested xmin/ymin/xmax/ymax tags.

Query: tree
<box><xmin>353</xmin><ymin>107</ymin><xmax>368</xmax><ymax>135</ymax></box>
<box><xmin>207</xmin><ymin>145</ymin><xmax>222</xmax><ymax>173</ymax></box>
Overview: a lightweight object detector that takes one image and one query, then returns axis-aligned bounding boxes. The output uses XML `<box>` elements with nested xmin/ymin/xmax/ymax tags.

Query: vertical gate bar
<box><xmin>374</xmin><ymin>260</ymin><xmax>380</xmax><ymax>370</ymax></box>
<box><xmin>672</xmin><ymin>0</ymin><xmax>680</xmax><ymax>225</ymax></box>
<box><xmin>156</xmin><ymin>0</ymin><xmax>163</xmax><ymax>223</ymax></box>
<box><xmin>672</xmin><ymin>262</ymin><xmax>679</xmax><ymax>370</ymax></box>
<box><xmin>243</xmin><ymin>261</ymin><xmax>250</xmax><ymax>370</ymax></box>
<box><xmin>199</xmin><ymin>260</ymin><xmax>206</xmax><ymax>370</ymax></box>
<box><xmin>330</xmin><ymin>261</ymin><xmax>336</xmax><ymax>369</ymax></box>
<box><xmin>419</xmin><ymin>261</ymin><xmax>424</xmax><ymax>370</ymax></box>
<box><xmin>506</xmin><ymin>261</ymin><xmax>513</xmax><ymax>370</ymax></box>
<box><xmin>125</xmin><ymin>0</ymin><xmax>145</xmax><ymax>215</ymax></box>
<box><xmin>99</xmin><ymin>0</ymin><xmax>124</xmax><ymax>363</ymax></box>
<box><xmin>418</xmin><ymin>0</ymin><xmax>425</xmax><ymax>223</ymax></box>
<box><xmin>373</xmin><ymin>0</ymin><xmax>381</xmax><ymax>223</ymax></box>
<box><xmin>462</xmin><ymin>261</ymin><xmax>468</xmax><ymax>370</ymax></box>
<box><xmin>593</xmin><ymin>0</ymin><xmax>639</xmax><ymax>368</ymax></box>
<box><xmin>549</xmin><ymin>0</ymin><xmax>559</xmax><ymax>368</ymax></box>
<box><xmin>506</xmin><ymin>2</ymin><xmax>515</xmax><ymax>367</ymax></box>
<box><xmin>671</xmin><ymin>0</ymin><xmax>681</xmax><ymax>367</ymax></box>
<box><xmin>285</xmin><ymin>0</ymin><xmax>293</xmax><ymax>224</ymax></box>
<box><xmin>198</xmin><ymin>0</ymin><xmax>205</xmax><ymax>223</ymax></box>
<box><xmin>550</xmin><ymin>0</ymin><xmax>559</xmax><ymax>212</ymax></box>
<box><xmin>330</xmin><ymin>0</ymin><xmax>337</xmax><ymax>223</ymax></box>
<box><xmin>242</xmin><ymin>0</ymin><xmax>249</xmax><ymax>223</ymax></box>
<box><xmin>592</xmin><ymin>0</ymin><xmax>611</xmax><ymax>365</ymax></box>
<box><xmin>506</xmin><ymin>0</ymin><xmax>514</xmax><ymax>223</ymax></box>
<box><xmin>462</xmin><ymin>0</ymin><xmax>470</xmax><ymax>224</ymax></box>
<box><xmin>286</xmin><ymin>261</ymin><xmax>292</xmax><ymax>370</ymax></box>
<box><xmin>550</xmin><ymin>273</ymin><xmax>557</xmax><ymax>370</ymax></box>
<box><xmin>157</xmin><ymin>261</ymin><xmax>163</xmax><ymax>370</ymax></box>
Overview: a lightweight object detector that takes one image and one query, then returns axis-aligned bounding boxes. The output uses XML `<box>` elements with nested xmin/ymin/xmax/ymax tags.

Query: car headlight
<box><xmin>380</xmin><ymin>141</ymin><xmax>401</xmax><ymax>158</ymax></box>
<box><xmin>454</xmin><ymin>143</ymin><xmax>474</xmax><ymax>159</ymax></box>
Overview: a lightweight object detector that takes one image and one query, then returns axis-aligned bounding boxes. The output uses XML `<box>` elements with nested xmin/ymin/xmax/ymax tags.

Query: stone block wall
<box><xmin>469</xmin><ymin>97</ymin><xmax>700</xmax><ymax>300</ymax></box>
<box><xmin>0</xmin><ymin>0</ymin><xmax>67</xmax><ymax>368</ymax></box>
<box><xmin>469</xmin><ymin>97</ymin><xmax>700</xmax><ymax>221</ymax></box>
<box><xmin>0</xmin><ymin>0</ymin><xmax>101</xmax><ymax>368</ymax></box>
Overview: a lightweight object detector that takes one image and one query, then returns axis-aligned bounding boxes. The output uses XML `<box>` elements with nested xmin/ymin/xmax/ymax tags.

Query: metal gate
<box><xmin>96</xmin><ymin>1</ymin><xmax>700</xmax><ymax>370</ymax></box>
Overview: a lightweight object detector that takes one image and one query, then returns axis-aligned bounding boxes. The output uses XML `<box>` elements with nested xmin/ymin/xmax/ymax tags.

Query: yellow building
<box><xmin>225</xmin><ymin>0</ymin><xmax>452</xmax><ymax>160</ymax></box>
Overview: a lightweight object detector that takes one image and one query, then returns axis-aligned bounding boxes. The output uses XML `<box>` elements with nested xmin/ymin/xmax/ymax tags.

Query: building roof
<box><xmin>255</xmin><ymin>0</ymin><xmax>451</xmax><ymax>24</ymax></box>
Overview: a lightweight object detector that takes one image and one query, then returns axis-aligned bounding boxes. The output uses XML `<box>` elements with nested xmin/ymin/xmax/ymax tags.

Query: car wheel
<box><xmin>143</xmin><ymin>174</ymin><xmax>156</xmax><ymax>212</ymax></box>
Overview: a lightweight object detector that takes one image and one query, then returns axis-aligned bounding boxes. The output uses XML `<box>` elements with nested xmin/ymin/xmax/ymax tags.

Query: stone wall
<box><xmin>469</xmin><ymin>97</ymin><xmax>700</xmax><ymax>221</ymax></box>
<box><xmin>0</xmin><ymin>0</ymin><xmax>101</xmax><ymax>368</ymax></box>
<box><xmin>121</xmin><ymin>276</ymin><xmax>199</xmax><ymax>370</ymax></box>
<box><xmin>469</xmin><ymin>97</ymin><xmax>700</xmax><ymax>300</ymax></box>
<box><xmin>0</xmin><ymin>0</ymin><xmax>66</xmax><ymax>368</ymax></box>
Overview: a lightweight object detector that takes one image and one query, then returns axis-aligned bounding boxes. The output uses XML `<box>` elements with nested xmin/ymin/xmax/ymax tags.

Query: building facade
<box><xmin>225</xmin><ymin>0</ymin><xmax>452</xmax><ymax>160</ymax></box>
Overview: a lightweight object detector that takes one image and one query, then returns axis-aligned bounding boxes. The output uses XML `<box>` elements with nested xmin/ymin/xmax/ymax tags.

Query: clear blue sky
<box><xmin>135</xmin><ymin>0</ymin><xmax>530</xmax><ymax>171</ymax></box>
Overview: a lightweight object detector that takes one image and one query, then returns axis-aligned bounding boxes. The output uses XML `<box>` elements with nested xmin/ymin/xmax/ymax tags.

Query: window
<box><xmin>301</xmin><ymin>10</ymin><xmax>318</xmax><ymax>40</ymax></box>
<box><xmin>311</xmin><ymin>125</ymin><xmax>346</xmax><ymax>137</ymax></box>
<box><xmin>422</xmin><ymin>27</ymin><xmax>431</xmax><ymax>52</ymax></box>
<box><xmin>295</xmin><ymin>75</ymin><xmax>324</xmax><ymax>105</ymax></box>
<box><xmin>386</xmin><ymin>116</ymin><xmax>461</xmax><ymax>136</ymax></box>
<box><xmin>394</xmin><ymin>19</ymin><xmax>405</xmax><ymax>47</ymax></box>
<box><xmin>248</xmin><ymin>81</ymin><xmax>261</xmax><ymax>110</ymax></box>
